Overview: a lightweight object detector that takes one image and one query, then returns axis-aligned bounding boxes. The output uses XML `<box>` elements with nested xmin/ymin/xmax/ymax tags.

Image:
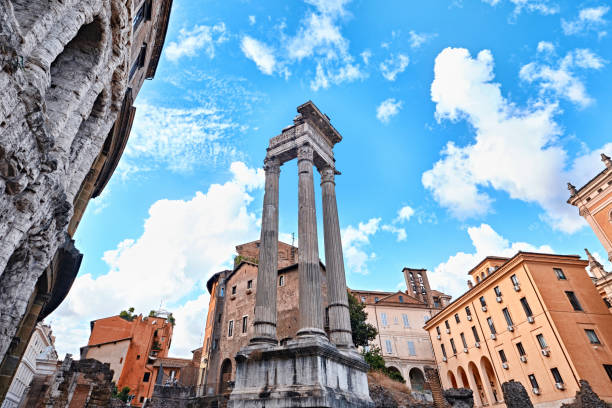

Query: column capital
<box><xmin>319</xmin><ymin>166</ymin><xmax>340</xmax><ymax>184</ymax></box>
<box><xmin>297</xmin><ymin>143</ymin><xmax>314</xmax><ymax>162</ymax></box>
<box><xmin>264</xmin><ymin>157</ymin><xmax>281</xmax><ymax>173</ymax></box>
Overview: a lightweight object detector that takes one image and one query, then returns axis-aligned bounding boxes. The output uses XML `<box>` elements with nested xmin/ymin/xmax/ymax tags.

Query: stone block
<box><xmin>501</xmin><ymin>380</ymin><xmax>533</xmax><ymax>408</ymax></box>
<box><xmin>443</xmin><ymin>388</ymin><xmax>473</xmax><ymax>408</ymax></box>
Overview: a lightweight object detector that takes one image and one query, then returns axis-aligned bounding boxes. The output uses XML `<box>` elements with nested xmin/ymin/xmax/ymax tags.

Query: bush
<box><xmin>362</xmin><ymin>346</ymin><xmax>406</xmax><ymax>384</ymax></box>
<box><xmin>112</xmin><ymin>385</ymin><xmax>131</xmax><ymax>402</ymax></box>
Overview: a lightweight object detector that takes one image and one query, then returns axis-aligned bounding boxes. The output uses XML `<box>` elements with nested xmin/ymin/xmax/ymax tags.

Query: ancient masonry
<box><xmin>228</xmin><ymin>102</ymin><xmax>373</xmax><ymax>407</ymax></box>
<box><xmin>0</xmin><ymin>0</ymin><xmax>171</xmax><ymax>399</ymax></box>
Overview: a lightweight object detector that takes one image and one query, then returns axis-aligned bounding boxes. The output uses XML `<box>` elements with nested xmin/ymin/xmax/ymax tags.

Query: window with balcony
<box><xmin>487</xmin><ymin>317</ymin><xmax>496</xmax><ymax>334</ymax></box>
<box><xmin>450</xmin><ymin>338</ymin><xmax>457</xmax><ymax>355</ymax></box>
<box><xmin>528</xmin><ymin>374</ymin><xmax>539</xmax><ymax>389</ymax></box>
<box><xmin>553</xmin><ymin>268</ymin><xmax>566</xmax><ymax>280</ymax></box>
<box><xmin>516</xmin><ymin>342</ymin><xmax>526</xmax><ymax>356</ymax></box>
<box><xmin>585</xmin><ymin>329</ymin><xmax>601</xmax><ymax>344</ymax></box>
<box><xmin>565</xmin><ymin>291</ymin><xmax>583</xmax><ymax>311</ymax></box>
<box><xmin>502</xmin><ymin>308</ymin><xmax>513</xmax><ymax>327</ymax></box>
<box><xmin>520</xmin><ymin>297</ymin><xmax>533</xmax><ymax>317</ymax></box>
<box><xmin>460</xmin><ymin>333</ymin><xmax>468</xmax><ymax>349</ymax></box>
<box><xmin>499</xmin><ymin>349</ymin><xmax>507</xmax><ymax>363</ymax></box>
<box><xmin>479</xmin><ymin>296</ymin><xmax>487</xmax><ymax>307</ymax></box>
<box><xmin>551</xmin><ymin>368</ymin><xmax>563</xmax><ymax>384</ymax></box>
<box><xmin>494</xmin><ymin>286</ymin><xmax>502</xmax><ymax>297</ymax></box>
<box><xmin>536</xmin><ymin>334</ymin><xmax>547</xmax><ymax>349</ymax></box>
<box><xmin>471</xmin><ymin>326</ymin><xmax>480</xmax><ymax>342</ymax></box>
<box><xmin>511</xmin><ymin>274</ymin><xmax>519</xmax><ymax>286</ymax></box>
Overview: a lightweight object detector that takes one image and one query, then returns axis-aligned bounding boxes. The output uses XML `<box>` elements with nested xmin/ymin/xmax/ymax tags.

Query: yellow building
<box><xmin>424</xmin><ymin>252</ymin><xmax>612</xmax><ymax>407</ymax></box>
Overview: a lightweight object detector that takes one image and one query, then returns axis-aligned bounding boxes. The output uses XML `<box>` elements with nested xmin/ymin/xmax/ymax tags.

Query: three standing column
<box><xmin>320</xmin><ymin>166</ymin><xmax>354</xmax><ymax>347</ymax></box>
<box><xmin>251</xmin><ymin>157</ymin><xmax>281</xmax><ymax>345</ymax></box>
<box><xmin>297</xmin><ymin>144</ymin><xmax>326</xmax><ymax>337</ymax></box>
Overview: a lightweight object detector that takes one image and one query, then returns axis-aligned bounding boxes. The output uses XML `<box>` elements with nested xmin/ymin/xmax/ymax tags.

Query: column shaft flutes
<box><xmin>297</xmin><ymin>144</ymin><xmax>326</xmax><ymax>337</ymax></box>
<box><xmin>320</xmin><ymin>166</ymin><xmax>353</xmax><ymax>347</ymax></box>
<box><xmin>251</xmin><ymin>158</ymin><xmax>280</xmax><ymax>344</ymax></box>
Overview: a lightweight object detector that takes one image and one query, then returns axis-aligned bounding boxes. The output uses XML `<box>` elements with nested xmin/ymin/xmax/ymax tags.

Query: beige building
<box><xmin>424</xmin><ymin>252</ymin><xmax>612</xmax><ymax>407</ymax></box>
<box><xmin>351</xmin><ymin>277</ymin><xmax>450</xmax><ymax>393</ymax></box>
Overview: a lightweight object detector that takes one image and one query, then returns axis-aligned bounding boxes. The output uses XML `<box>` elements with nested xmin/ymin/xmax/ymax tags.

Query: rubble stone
<box><xmin>501</xmin><ymin>380</ymin><xmax>533</xmax><ymax>408</ymax></box>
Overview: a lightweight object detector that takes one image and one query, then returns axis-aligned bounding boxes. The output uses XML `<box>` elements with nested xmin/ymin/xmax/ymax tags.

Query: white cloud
<box><xmin>241</xmin><ymin>36</ymin><xmax>277</xmax><ymax>75</ymax></box>
<box><xmin>520</xmin><ymin>48</ymin><xmax>606</xmax><ymax>108</ymax></box>
<box><xmin>341</xmin><ymin>218</ymin><xmax>380</xmax><ymax>274</ymax></box>
<box><xmin>248</xmin><ymin>15</ymin><xmax>256</xmax><ymax>25</ymax></box>
<box><xmin>396</xmin><ymin>205</ymin><xmax>415</xmax><ymax>222</ymax></box>
<box><xmin>562</xmin><ymin>6</ymin><xmax>609</xmax><ymax>36</ymax></box>
<box><xmin>537</xmin><ymin>41</ymin><xmax>555</xmax><ymax>54</ymax></box>
<box><xmin>50</xmin><ymin>162</ymin><xmax>264</xmax><ymax>357</ymax></box>
<box><xmin>429</xmin><ymin>224</ymin><xmax>554</xmax><ymax>297</ymax></box>
<box><xmin>381</xmin><ymin>224</ymin><xmax>407</xmax><ymax>241</ymax></box>
<box><xmin>376</xmin><ymin>98</ymin><xmax>403</xmax><ymax>123</ymax></box>
<box><xmin>165</xmin><ymin>23</ymin><xmax>227</xmax><ymax>61</ymax></box>
<box><xmin>125</xmin><ymin>103</ymin><xmax>241</xmax><ymax>173</ymax></box>
<box><xmin>408</xmin><ymin>30</ymin><xmax>436</xmax><ymax>48</ymax></box>
<box><xmin>481</xmin><ymin>0</ymin><xmax>559</xmax><ymax>17</ymax></box>
<box><xmin>423</xmin><ymin>47</ymin><xmax>611</xmax><ymax>233</ymax></box>
<box><xmin>360</xmin><ymin>49</ymin><xmax>372</xmax><ymax>65</ymax></box>
<box><xmin>379</xmin><ymin>53</ymin><xmax>409</xmax><ymax>81</ymax></box>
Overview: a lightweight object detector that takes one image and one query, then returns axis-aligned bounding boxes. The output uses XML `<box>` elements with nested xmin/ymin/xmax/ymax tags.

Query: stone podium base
<box><xmin>228</xmin><ymin>336</ymin><xmax>374</xmax><ymax>408</ymax></box>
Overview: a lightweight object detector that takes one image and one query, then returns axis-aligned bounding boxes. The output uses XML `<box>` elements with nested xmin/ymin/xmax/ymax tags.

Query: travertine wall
<box><xmin>0</xmin><ymin>0</ymin><xmax>130</xmax><ymax>363</ymax></box>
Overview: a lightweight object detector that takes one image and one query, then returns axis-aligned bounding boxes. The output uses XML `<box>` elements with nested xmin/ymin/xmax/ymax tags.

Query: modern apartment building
<box><xmin>424</xmin><ymin>252</ymin><xmax>612</xmax><ymax>407</ymax></box>
<box><xmin>80</xmin><ymin>311</ymin><xmax>174</xmax><ymax>406</ymax></box>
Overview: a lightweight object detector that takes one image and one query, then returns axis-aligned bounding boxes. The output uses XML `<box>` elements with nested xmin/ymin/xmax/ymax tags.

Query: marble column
<box><xmin>251</xmin><ymin>157</ymin><xmax>281</xmax><ymax>345</ymax></box>
<box><xmin>297</xmin><ymin>144</ymin><xmax>326</xmax><ymax>337</ymax></box>
<box><xmin>320</xmin><ymin>166</ymin><xmax>353</xmax><ymax>347</ymax></box>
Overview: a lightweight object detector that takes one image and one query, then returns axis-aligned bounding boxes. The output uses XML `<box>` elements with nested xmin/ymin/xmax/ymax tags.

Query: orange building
<box><xmin>80</xmin><ymin>310</ymin><xmax>174</xmax><ymax>406</ymax></box>
<box><xmin>424</xmin><ymin>252</ymin><xmax>612</xmax><ymax>407</ymax></box>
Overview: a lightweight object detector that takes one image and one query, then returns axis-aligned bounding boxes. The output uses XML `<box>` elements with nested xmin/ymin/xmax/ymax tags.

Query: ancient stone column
<box><xmin>297</xmin><ymin>144</ymin><xmax>326</xmax><ymax>337</ymax></box>
<box><xmin>251</xmin><ymin>157</ymin><xmax>281</xmax><ymax>345</ymax></box>
<box><xmin>320</xmin><ymin>166</ymin><xmax>353</xmax><ymax>347</ymax></box>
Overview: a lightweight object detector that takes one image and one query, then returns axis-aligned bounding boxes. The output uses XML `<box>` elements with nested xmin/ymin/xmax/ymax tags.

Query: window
<box><xmin>528</xmin><ymin>374</ymin><xmax>539</xmax><ymax>389</ymax></box>
<box><xmin>551</xmin><ymin>368</ymin><xmax>563</xmax><ymax>384</ymax></box>
<box><xmin>247</xmin><ymin>280</ymin><xmax>253</xmax><ymax>289</ymax></box>
<box><xmin>242</xmin><ymin>316</ymin><xmax>248</xmax><ymax>334</ymax></box>
<box><xmin>143</xmin><ymin>372</ymin><xmax>150</xmax><ymax>382</ymax></box>
<box><xmin>445</xmin><ymin>320</ymin><xmax>450</xmax><ymax>329</ymax></box>
<box><xmin>487</xmin><ymin>317</ymin><xmax>496</xmax><ymax>334</ymax></box>
<box><xmin>494</xmin><ymin>286</ymin><xmax>502</xmax><ymax>297</ymax></box>
<box><xmin>279</xmin><ymin>276</ymin><xmax>285</xmax><ymax>286</ymax></box>
<box><xmin>385</xmin><ymin>339</ymin><xmax>393</xmax><ymax>354</ymax></box>
<box><xmin>393</xmin><ymin>316</ymin><xmax>399</xmax><ymax>325</ymax></box>
<box><xmin>502</xmin><ymin>308</ymin><xmax>513</xmax><ymax>326</ymax></box>
<box><xmin>565</xmin><ymin>291</ymin><xmax>583</xmax><ymax>311</ymax></box>
<box><xmin>137</xmin><ymin>354</ymin><xmax>141</xmax><ymax>360</ymax></box>
<box><xmin>471</xmin><ymin>326</ymin><xmax>480</xmax><ymax>342</ymax></box>
<box><xmin>604</xmin><ymin>365</ymin><xmax>612</xmax><ymax>381</ymax></box>
<box><xmin>585</xmin><ymin>329</ymin><xmax>601</xmax><ymax>344</ymax></box>
<box><xmin>129</xmin><ymin>44</ymin><xmax>147</xmax><ymax>80</ymax></box>
<box><xmin>536</xmin><ymin>334</ymin><xmax>547</xmax><ymax>349</ymax></box>
<box><xmin>476</xmin><ymin>276</ymin><xmax>481</xmax><ymax>283</ymax></box>
<box><xmin>231</xmin><ymin>285</ymin><xmax>237</xmax><ymax>295</ymax></box>
<box><xmin>520</xmin><ymin>297</ymin><xmax>533</xmax><ymax>317</ymax></box>
<box><xmin>361</xmin><ymin>296</ymin><xmax>366</xmax><ymax>303</ymax></box>
<box><xmin>212</xmin><ymin>339</ymin><xmax>218</xmax><ymax>350</ymax></box>
<box><xmin>402</xmin><ymin>314</ymin><xmax>410</xmax><ymax>328</ymax></box>
<box><xmin>381</xmin><ymin>313</ymin><xmax>388</xmax><ymax>326</ymax></box>
<box><xmin>407</xmin><ymin>341</ymin><xmax>416</xmax><ymax>356</ymax></box>
<box><xmin>465</xmin><ymin>306</ymin><xmax>472</xmax><ymax>316</ymax></box>
<box><xmin>399</xmin><ymin>295</ymin><xmax>404</xmax><ymax>303</ymax></box>
<box><xmin>479</xmin><ymin>296</ymin><xmax>487</xmax><ymax>307</ymax></box>
<box><xmin>454</xmin><ymin>313</ymin><xmax>460</xmax><ymax>323</ymax></box>
<box><xmin>511</xmin><ymin>274</ymin><xmax>519</xmax><ymax>286</ymax></box>
<box><xmin>436</xmin><ymin>326</ymin><xmax>441</xmax><ymax>335</ymax></box>
<box><xmin>499</xmin><ymin>349</ymin><xmax>507</xmax><ymax>363</ymax></box>
<box><xmin>553</xmin><ymin>268</ymin><xmax>566</xmax><ymax>280</ymax></box>
<box><xmin>140</xmin><ymin>397</ymin><xmax>145</xmax><ymax>403</ymax></box>
<box><xmin>433</xmin><ymin>297</ymin><xmax>441</xmax><ymax>308</ymax></box>
<box><xmin>133</xmin><ymin>1</ymin><xmax>145</xmax><ymax>30</ymax></box>
<box><xmin>460</xmin><ymin>333</ymin><xmax>468</xmax><ymax>348</ymax></box>
<box><xmin>375</xmin><ymin>297</ymin><xmax>379</xmax><ymax>302</ymax></box>
<box><xmin>450</xmin><ymin>338</ymin><xmax>457</xmax><ymax>355</ymax></box>
<box><xmin>228</xmin><ymin>320</ymin><xmax>234</xmax><ymax>337</ymax></box>
<box><xmin>219</xmin><ymin>287</ymin><xmax>224</xmax><ymax>297</ymax></box>
<box><xmin>516</xmin><ymin>342</ymin><xmax>526</xmax><ymax>356</ymax></box>
<box><xmin>441</xmin><ymin>344</ymin><xmax>447</xmax><ymax>358</ymax></box>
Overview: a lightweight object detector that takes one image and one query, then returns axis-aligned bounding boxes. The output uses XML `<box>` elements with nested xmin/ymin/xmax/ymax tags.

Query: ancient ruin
<box><xmin>0</xmin><ymin>0</ymin><xmax>171</xmax><ymax>401</ymax></box>
<box><xmin>228</xmin><ymin>101</ymin><xmax>373</xmax><ymax>407</ymax></box>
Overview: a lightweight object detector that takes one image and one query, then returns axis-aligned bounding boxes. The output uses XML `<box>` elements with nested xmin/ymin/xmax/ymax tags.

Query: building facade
<box><xmin>198</xmin><ymin>240</ymin><xmax>329</xmax><ymax>397</ymax></box>
<box><xmin>0</xmin><ymin>0</ymin><xmax>172</xmax><ymax>401</ymax></box>
<box><xmin>351</xmin><ymin>269</ymin><xmax>450</xmax><ymax>393</ymax></box>
<box><xmin>424</xmin><ymin>252</ymin><xmax>612</xmax><ymax>407</ymax></box>
<box><xmin>1</xmin><ymin>323</ymin><xmax>57</xmax><ymax>408</ymax></box>
<box><xmin>80</xmin><ymin>311</ymin><xmax>174</xmax><ymax>406</ymax></box>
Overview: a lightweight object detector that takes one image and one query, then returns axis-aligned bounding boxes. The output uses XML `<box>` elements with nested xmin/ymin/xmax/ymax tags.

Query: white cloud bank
<box><xmin>429</xmin><ymin>224</ymin><xmax>554</xmax><ymax>297</ymax></box>
<box><xmin>341</xmin><ymin>218</ymin><xmax>380</xmax><ymax>274</ymax></box>
<box><xmin>423</xmin><ymin>47</ymin><xmax>611</xmax><ymax>233</ymax></box>
<box><xmin>241</xmin><ymin>36</ymin><xmax>277</xmax><ymax>75</ymax></box>
<box><xmin>165</xmin><ymin>23</ymin><xmax>227</xmax><ymax>61</ymax></box>
<box><xmin>376</xmin><ymin>98</ymin><xmax>403</xmax><ymax>124</ymax></box>
<box><xmin>562</xmin><ymin>6</ymin><xmax>609</xmax><ymax>37</ymax></box>
<box><xmin>51</xmin><ymin>162</ymin><xmax>264</xmax><ymax>358</ymax></box>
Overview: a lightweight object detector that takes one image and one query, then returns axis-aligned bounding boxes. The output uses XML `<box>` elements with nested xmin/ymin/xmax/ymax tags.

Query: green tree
<box><xmin>119</xmin><ymin>307</ymin><xmax>136</xmax><ymax>321</ymax></box>
<box><xmin>348</xmin><ymin>291</ymin><xmax>378</xmax><ymax>347</ymax></box>
<box><xmin>112</xmin><ymin>385</ymin><xmax>131</xmax><ymax>402</ymax></box>
<box><xmin>362</xmin><ymin>347</ymin><xmax>406</xmax><ymax>384</ymax></box>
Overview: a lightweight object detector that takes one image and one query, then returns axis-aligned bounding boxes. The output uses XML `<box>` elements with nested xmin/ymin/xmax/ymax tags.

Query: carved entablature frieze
<box><xmin>266</xmin><ymin>122</ymin><xmax>335</xmax><ymax>171</ymax></box>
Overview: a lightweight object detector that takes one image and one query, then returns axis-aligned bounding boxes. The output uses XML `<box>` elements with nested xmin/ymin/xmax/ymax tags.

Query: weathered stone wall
<box><xmin>561</xmin><ymin>380</ymin><xmax>609</xmax><ymax>408</ymax></box>
<box><xmin>0</xmin><ymin>0</ymin><xmax>130</xmax><ymax>364</ymax></box>
<box><xmin>443</xmin><ymin>388</ymin><xmax>473</xmax><ymax>408</ymax></box>
<box><xmin>501</xmin><ymin>380</ymin><xmax>533</xmax><ymax>408</ymax></box>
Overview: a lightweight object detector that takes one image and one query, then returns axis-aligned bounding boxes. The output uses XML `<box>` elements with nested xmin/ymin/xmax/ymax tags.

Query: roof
<box><xmin>466</xmin><ymin>256</ymin><xmax>509</xmax><ymax>276</ymax></box>
<box><xmin>430</xmin><ymin>290</ymin><xmax>451</xmax><ymax>299</ymax></box>
<box><xmin>297</xmin><ymin>101</ymin><xmax>342</xmax><ymax>145</ymax></box>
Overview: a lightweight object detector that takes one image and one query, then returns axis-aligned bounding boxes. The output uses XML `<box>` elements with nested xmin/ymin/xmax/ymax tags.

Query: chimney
<box><xmin>467</xmin><ymin>280</ymin><xmax>473</xmax><ymax>289</ymax></box>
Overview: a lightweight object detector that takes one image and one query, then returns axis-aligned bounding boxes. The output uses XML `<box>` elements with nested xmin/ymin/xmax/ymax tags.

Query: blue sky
<box><xmin>49</xmin><ymin>0</ymin><xmax>612</xmax><ymax>357</ymax></box>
